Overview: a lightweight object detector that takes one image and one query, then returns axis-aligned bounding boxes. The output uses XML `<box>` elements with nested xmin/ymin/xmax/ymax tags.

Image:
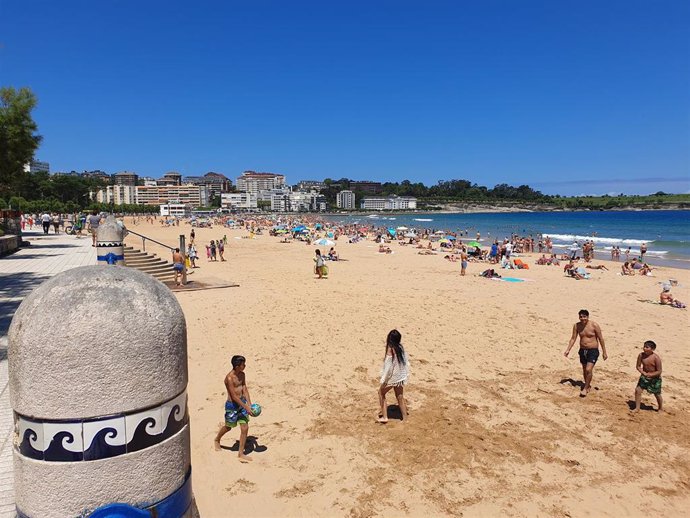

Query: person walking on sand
<box><xmin>377</xmin><ymin>329</ymin><xmax>409</xmax><ymax>423</ymax></box>
<box><xmin>214</xmin><ymin>355</ymin><xmax>256</xmax><ymax>463</ymax></box>
<box><xmin>218</xmin><ymin>238</ymin><xmax>226</xmax><ymax>261</ymax></box>
<box><xmin>564</xmin><ymin>309</ymin><xmax>608</xmax><ymax>397</ymax></box>
<box><xmin>314</xmin><ymin>249</ymin><xmax>325</xmax><ymax>279</ymax></box>
<box><xmin>633</xmin><ymin>340</ymin><xmax>663</xmax><ymax>413</ymax></box>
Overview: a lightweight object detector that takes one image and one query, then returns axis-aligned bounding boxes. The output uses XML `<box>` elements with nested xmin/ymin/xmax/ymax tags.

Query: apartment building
<box><xmin>24</xmin><ymin>160</ymin><xmax>50</xmax><ymax>174</ymax></box>
<box><xmin>237</xmin><ymin>171</ymin><xmax>286</xmax><ymax>194</ymax></box>
<box><xmin>156</xmin><ymin>172</ymin><xmax>183</xmax><ymax>186</ymax></box>
<box><xmin>113</xmin><ymin>171</ymin><xmax>138</xmax><ymax>186</ymax></box>
<box><xmin>336</xmin><ymin>190</ymin><xmax>355</xmax><ymax>209</ymax></box>
<box><xmin>351</xmin><ymin>181</ymin><xmax>382</xmax><ymax>194</ymax></box>
<box><xmin>221</xmin><ymin>192</ymin><xmax>257</xmax><ymax>211</ymax></box>
<box><xmin>136</xmin><ymin>185</ymin><xmax>202</xmax><ymax>206</ymax></box>
<box><xmin>360</xmin><ymin>195</ymin><xmax>417</xmax><ymax>211</ymax></box>
<box><xmin>95</xmin><ymin>184</ymin><xmax>137</xmax><ymax>205</ymax></box>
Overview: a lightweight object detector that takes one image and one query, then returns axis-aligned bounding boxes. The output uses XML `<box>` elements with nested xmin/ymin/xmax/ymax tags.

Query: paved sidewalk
<box><xmin>0</xmin><ymin>229</ymin><xmax>96</xmax><ymax>517</ymax></box>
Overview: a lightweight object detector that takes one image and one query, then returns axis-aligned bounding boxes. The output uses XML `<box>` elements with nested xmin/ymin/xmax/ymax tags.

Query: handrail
<box><xmin>127</xmin><ymin>229</ymin><xmax>175</xmax><ymax>253</ymax></box>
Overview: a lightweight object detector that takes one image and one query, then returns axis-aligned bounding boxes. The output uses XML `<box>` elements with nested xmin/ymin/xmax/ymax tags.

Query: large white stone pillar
<box><xmin>8</xmin><ymin>266</ymin><xmax>194</xmax><ymax>517</ymax></box>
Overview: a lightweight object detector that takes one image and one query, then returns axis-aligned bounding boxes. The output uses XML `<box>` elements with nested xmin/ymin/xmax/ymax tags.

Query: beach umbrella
<box><xmin>387</xmin><ymin>227</ymin><xmax>396</xmax><ymax>236</ymax></box>
<box><xmin>396</xmin><ymin>226</ymin><xmax>409</xmax><ymax>231</ymax></box>
<box><xmin>435</xmin><ymin>230</ymin><xmax>445</xmax><ymax>235</ymax></box>
<box><xmin>292</xmin><ymin>225</ymin><xmax>306</xmax><ymax>232</ymax></box>
<box><xmin>314</xmin><ymin>238</ymin><xmax>335</xmax><ymax>246</ymax></box>
<box><xmin>275</xmin><ymin>229</ymin><xmax>288</xmax><ymax>234</ymax></box>
<box><xmin>326</xmin><ymin>231</ymin><xmax>334</xmax><ymax>238</ymax></box>
<box><xmin>466</xmin><ymin>240</ymin><xmax>482</xmax><ymax>248</ymax></box>
<box><xmin>445</xmin><ymin>235</ymin><xmax>456</xmax><ymax>241</ymax></box>
<box><xmin>439</xmin><ymin>239</ymin><xmax>451</xmax><ymax>244</ymax></box>
<box><xmin>404</xmin><ymin>232</ymin><xmax>417</xmax><ymax>238</ymax></box>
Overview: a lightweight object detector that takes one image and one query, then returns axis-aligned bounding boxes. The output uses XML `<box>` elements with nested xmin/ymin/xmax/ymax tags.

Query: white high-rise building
<box><xmin>237</xmin><ymin>171</ymin><xmax>286</xmax><ymax>194</ymax></box>
<box><xmin>336</xmin><ymin>190</ymin><xmax>355</xmax><ymax>209</ymax></box>
<box><xmin>221</xmin><ymin>192</ymin><xmax>257</xmax><ymax>211</ymax></box>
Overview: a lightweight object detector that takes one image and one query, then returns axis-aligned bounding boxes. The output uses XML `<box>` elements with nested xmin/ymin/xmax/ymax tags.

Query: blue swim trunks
<box><xmin>225</xmin><ymin>399</ymin><xmax>249</xmax><ymax>428</ymax></box>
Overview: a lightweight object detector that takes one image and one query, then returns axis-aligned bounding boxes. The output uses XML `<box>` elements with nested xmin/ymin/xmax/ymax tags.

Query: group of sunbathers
<box><xmin>622</xmin><ymin>258</ymin><xmax>652</xmax><ymax>276</ymax></box>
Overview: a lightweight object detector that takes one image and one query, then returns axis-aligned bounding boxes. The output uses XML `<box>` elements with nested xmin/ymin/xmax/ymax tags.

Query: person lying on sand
<box><xmin>586</xmin><ymin>264</ymin><xmax>609</xmax><ymax>271</ymax></box>
<box><xmin>621</xmin><ymin>262</ymin><xmax>635</xmax><ymax>275</ymax></box>
<box><xmin>444</xmin><ymin>254</ymin><xmax>457</xmax><ymax>262</ymax></box>
<box><xmin>418</xmin><ymin>250</ymin><xmax>436</xmax><ymax>255</ymax></box>
<box><xmin>378</xmin><ymin>245</ymin><xmax>392</xmax><ymax>254</ymax></box>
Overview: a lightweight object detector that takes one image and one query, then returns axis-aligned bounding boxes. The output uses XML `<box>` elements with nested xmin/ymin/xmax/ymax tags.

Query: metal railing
<box><xmin>127</xmin><ymin>229</ymin><xmax>175</xmax><ymax>252</ymax></box>
<box><xmin>126</xmin><ymin>229</ymin><xmax>188</xmax><ymax>285</ymax></box>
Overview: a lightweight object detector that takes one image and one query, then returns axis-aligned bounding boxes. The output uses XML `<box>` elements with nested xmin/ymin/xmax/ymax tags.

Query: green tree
<box><xmin>0</xmin><ymin>87</ymin><xmax>42</xmax><ymax>198</ymax></box>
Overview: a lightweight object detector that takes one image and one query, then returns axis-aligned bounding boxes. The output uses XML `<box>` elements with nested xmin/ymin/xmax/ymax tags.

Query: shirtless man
<box><xmin>564</xmin><ymin>309</ymin><xmax>608</xmax><ymax>397</ymax></box>
<box><xmin>633</xmin><ymin>341</ymin><xmax>662</xmax><ymax>412</ymax></box>
<box><xmin>214</xmin><ymin>355</ymin><xmax>255</xmax><ymax>462</ymax></box>
<box><xmin>172</xmin><ymin>248</ymin><xmax>185</xmax><ymax>286</ymax></box>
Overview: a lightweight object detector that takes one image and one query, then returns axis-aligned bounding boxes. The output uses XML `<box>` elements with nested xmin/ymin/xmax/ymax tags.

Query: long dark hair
<box><xmin>385</xmin><ymin>329</ymin><xmax>406</xmax><ymax>365</ymax></box>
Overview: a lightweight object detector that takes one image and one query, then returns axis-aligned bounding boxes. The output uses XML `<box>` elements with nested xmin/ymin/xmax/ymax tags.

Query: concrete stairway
<box><xmin>123</xmin><ymin>246</ymin><xmax>176</xmax><ymax>282</ymax></box>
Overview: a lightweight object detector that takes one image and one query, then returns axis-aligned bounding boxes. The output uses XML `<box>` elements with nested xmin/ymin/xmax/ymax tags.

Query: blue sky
<box><xmin>1</xmin><ymin>0</ymin><xmax>688</xmax><ymax>195</ymax></box>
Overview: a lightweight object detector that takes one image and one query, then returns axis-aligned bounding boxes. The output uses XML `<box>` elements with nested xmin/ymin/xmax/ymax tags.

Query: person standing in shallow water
<box><xmin>377</xmin><ymin>329</ymin><xmax>409</xmax><ymax>423</ymax></box>
<box><xmin>564</xmin><ymin>309</ymin><xmax>607</xmax><ymax>397</ymax></box>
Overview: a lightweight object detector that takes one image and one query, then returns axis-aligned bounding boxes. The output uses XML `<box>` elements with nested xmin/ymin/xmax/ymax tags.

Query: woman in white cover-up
<box><xmin>377</xmin><ymin>329</ymin><xmax>409</xmax><ymax>423</ymax></box>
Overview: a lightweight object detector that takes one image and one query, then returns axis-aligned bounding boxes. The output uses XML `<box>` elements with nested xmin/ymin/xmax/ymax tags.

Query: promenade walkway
<box><xmin>0</xmin><ymin>229</ymin><xmax>96</xmax><ymax>517</ymax></box>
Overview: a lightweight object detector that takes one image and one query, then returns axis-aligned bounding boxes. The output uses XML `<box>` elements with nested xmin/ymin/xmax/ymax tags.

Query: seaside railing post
<box><xmin>180</xmin><ymin>234</ymin><xmax>187</xmax><ymax>285</ymax></box>
<box><xmin>142</xmin><ymin>235</ymin><xmax>146</xmax><ymax>252</ymax></box>
<box><xmin>8</xmin><ymin>266</ymin><xmax>196</xmax><ymax>517</ymax></box>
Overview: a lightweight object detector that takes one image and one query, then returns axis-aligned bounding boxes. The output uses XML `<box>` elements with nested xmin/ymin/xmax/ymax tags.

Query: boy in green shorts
<box><xmin>214</xmin><ymin>355</ymin><xmax>256</xmax><ymax>462</ymax></box>
<box><xmin>633</xmin><ymin>341</ymin><xmax>663</xmax><ymax>413</ymax></box>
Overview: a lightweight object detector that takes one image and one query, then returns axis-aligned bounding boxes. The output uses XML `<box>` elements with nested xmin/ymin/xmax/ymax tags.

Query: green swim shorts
<box><xmin>637</xmin><ymin>375</ymin><xmax>662</xmax><ymax>395</ymax></box>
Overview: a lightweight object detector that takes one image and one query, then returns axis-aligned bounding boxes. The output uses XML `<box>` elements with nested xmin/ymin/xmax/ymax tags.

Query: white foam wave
<box><xmin>414</xmin><ymin>218</ymin><xmax>433</xmax><ymax>222</ymax></box>
<box><xmin>544</xmin><ymin>233</ymin><xmax>651</xmax><ymax>246</ymax></box>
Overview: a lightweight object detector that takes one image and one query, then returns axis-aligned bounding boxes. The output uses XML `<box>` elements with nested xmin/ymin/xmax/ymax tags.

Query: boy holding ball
<box><xmin>214</xmin><ymin>355</ymin><xmax>257</xmax><ymax>462</ymax></box>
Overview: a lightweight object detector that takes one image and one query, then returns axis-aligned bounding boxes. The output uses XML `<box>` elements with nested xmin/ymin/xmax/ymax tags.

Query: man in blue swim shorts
<box><xmin>564</xmin><ymin>309</ymin><xmax>608</xmax><ymax>398</ymax></box>
<box><xmin>214</xmin><ymin>355</ymin><xmax>256</xmax><ymax>462</ymax></box>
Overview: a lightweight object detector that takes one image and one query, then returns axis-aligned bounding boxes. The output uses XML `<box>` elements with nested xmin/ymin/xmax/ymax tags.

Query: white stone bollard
<box><xmin>9</xmin><ymin>266</ymin><xmax>194</xmax><ymax>518</ymax></box>
<box><xmin>96</xmin><ymin>215</ymin><xmax>127</xmax><ymax>266</ymax></box>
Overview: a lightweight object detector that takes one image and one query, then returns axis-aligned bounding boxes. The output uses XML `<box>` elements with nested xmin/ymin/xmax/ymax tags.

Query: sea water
<box><xmin>326</xmin><ymin>210</ymin><xmax>690</xmax><ymax>269</ymax></box>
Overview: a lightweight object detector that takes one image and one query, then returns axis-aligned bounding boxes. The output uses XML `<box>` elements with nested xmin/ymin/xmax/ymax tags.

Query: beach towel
<box><xmin>489</xmin><ymin>277</ymin><xmax>524</xmax><ymax>283</ymax></box>
<box><xmin>637</xmin><ymin>299</ymin><xmax>686</xmax><ymax>309</ymax></box>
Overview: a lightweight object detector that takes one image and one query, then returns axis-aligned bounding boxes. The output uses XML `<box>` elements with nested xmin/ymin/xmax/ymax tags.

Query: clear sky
<box><xmin>1</xmin><ymin>0</ymin><xmax>688</xmax><ymax>195</ymax></box>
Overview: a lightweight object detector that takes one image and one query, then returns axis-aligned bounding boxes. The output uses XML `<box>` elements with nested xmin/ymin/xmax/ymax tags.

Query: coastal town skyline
<box><xmin>2</xmin><ymin>1</ymin><xmax>688</xmax><ymax>196</ymax></box>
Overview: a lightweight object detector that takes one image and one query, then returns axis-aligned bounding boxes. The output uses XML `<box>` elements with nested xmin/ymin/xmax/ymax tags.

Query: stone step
<box><xmin>132</xmin><ymin>264</ymin><xmax>175</xmax><ymax>274</ymax></box>
<box><xmin>125</xmin><ymin>257</ymin><xmax>165</xmax><ymax>266</ymax></box>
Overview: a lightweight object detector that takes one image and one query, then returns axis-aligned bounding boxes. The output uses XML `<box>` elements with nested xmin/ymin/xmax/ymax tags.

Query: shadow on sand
<box><xmin>221</xmin><ymin>435</ymin><xmax>268</xmax><ymax>455</ymax></box>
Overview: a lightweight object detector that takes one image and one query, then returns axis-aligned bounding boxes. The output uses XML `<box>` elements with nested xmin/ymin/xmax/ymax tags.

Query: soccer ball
<box><xmin>250</xmin><ymin>403</ymin><xmax>262</xmax><ymax>417</ymax></box>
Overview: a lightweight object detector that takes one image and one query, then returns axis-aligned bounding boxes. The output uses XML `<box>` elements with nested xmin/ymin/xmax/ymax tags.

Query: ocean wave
<box><xmin>544</xmin><ymin>233</ymin><xmax>651</xmax><ymax>246</ymax></box>
<box><xmin>414</xmin><ymin>218</ymin><xmax>433</xmax><ymax>222</ymax></box>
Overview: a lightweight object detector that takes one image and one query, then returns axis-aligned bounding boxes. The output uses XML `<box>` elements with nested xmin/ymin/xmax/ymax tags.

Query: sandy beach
<box><xmin>124</xmin><ymin>218</ymin><xmax>690</xmax><ymax>518</ymax></box>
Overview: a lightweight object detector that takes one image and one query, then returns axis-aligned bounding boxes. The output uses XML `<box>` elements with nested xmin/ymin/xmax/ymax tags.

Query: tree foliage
<box><xmin>0</xmin><ymin>87</ymin><xmax>42</xmax><ymax>198</ymax></box>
